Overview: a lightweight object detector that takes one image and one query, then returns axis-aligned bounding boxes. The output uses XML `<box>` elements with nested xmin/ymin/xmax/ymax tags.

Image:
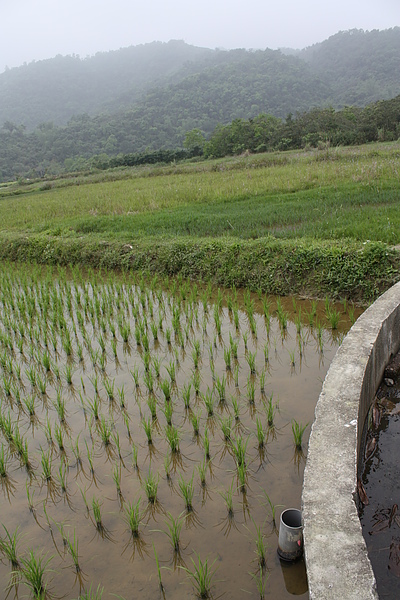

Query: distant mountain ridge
<box><xmin>0</xmin><ymin>28</ymin><xmax>399</xmax><ymax>131</ymax></box>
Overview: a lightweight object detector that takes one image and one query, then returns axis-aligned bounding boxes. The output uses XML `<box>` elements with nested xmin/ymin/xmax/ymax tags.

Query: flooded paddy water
<box><xmin>0</xmin><ymin>264</ymin><xmax>360</xmax><ymax>600</ymax></box>
<box><xmin>359</xmin><ymin>368</ymin><xmax>400</xmax><ymax>599</ymax></box>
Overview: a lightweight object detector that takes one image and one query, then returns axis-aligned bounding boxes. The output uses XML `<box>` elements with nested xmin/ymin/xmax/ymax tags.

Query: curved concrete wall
<box><xmin>302</xmin><ymin>282</ymin><xmax>400</xmax><ymax>600</ymax></box>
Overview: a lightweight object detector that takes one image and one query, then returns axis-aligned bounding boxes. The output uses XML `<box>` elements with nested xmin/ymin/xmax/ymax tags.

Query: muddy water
<box><xmin>0</xmin><ymin>269</ymin><xmax>360</xmax><ymax>600</ymax></box>
<box><xmin>359</xmin><ymin>376</ymin><xmax>400</xmax><ymax>598</ymax></box>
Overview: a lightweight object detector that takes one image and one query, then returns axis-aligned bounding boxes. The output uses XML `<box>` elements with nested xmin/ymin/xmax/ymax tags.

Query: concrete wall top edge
<box><xmin>302</xmin><ymin>281</ymin><xmax>400</xmax><ymax>600</ymax></box>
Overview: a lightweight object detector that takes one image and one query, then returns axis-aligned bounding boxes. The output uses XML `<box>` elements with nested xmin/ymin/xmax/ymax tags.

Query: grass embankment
<box><xmin>1</xmin><ymin>143</ymin><xmax>399</xmax><ymax>301</ymax></box>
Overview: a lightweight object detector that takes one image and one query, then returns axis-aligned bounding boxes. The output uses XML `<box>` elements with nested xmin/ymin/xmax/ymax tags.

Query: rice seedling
<box><xmin>327</xmin><ymin>306</ymin><xmax>341</xmax><ymax>330</ymax></box>
<box><xmin>231</xmin><ymin>395</ymin><xmax>240</xmax><ymax>421</ymax></box>
<box><xmin>165</xmin><ymin>424</ymin><xmax>180</xmax><ymax>453</ymax></box>
<box><xmin>190</xmin><ymin>411</ymin><xmax>201</xmax><ymax>437</ymax></box>
<box><xmin>0</xmin><ymin>445</ymin><xmax>9</xmax><ymax>478</ymax></box>
<box><xmin>56</xmin><ymin>463</ymin><xmax>68</xmax><ymax>494</ymax></box>
<box><xmin>66</xmin><ymin>529</ymin><xmax>80</xmax><ymax>572</ymax></box>
<box><xmin>2</xmin><ymin>375</ymin><xmax>12</xmax><ymax>397</ymax></box>
<box><xmin>112</xmin><ymin>463</ymin><xmax>122</xmax><ymax>495</ymax></box>
<box><xmin>160</xmin><ymin>378</ymin><xmax>172</xmax><ymax>402</ymax></box>
<box><xmin>0</xmin><ymin>410</ymin><xmax>13</xmax><ymax>442</ymax></box>
<box><xmin>182</xmin><ymin>552</ymin><xmax>218</xmax><ymax>599</ymax></box>
<box><xmin>220</xmin><ymin>415</ymin><xmax>233</xmax><ymax>442</ymax></box>
<box><xmin>229</xmin><ymin>334</ymin><xmax>238</xmax><ymax>360</ymax></box>
<box><xmin>255</xmin><ymin>417</ymin><xmax>266</xmax><ymax>448</ymax></box>
<box><xmin>198</xmin><ymin>458</ymin><xmax>207</xmax><ymax>488</ymax></box>
<box><xmin>103</xmin><ymin>376</ymin><xmax>115</xmax><ymax>401</ymax></box>
<box><xmin>147</xmin><ymin>395</ymin><xmax>158</xmax><ymax>421</ymax></box>
<box><xmin>119</xmin><ymin>321</ymin><xmax>131</xmax><ymax>343</ymax></box>
<box><xmin>64</xmin><ymin>363</ymin><xmax>74</xmax><ymax>386</ymax></box>
<box><xmin>131</xmin><ymin>442</ymin><xmax>139</xmax><ymax>470</ymax></box>
<box><xmin>23</xmin><ymin>395</ymin><xmax>36</xmax><ymax>418</ymax></box>
<box><xmin>0</xmin><ymin>525</ymin><xmax>20</xmax><ymax>569</ymax></box>
<box><xmin>18</xmin><ymin>438</ymin><xmax>32</xmax><ymax>472</ymax></box>
<box><xmin>54</xmin><ymin>391</ymin><xmax>67</xmax><ymax>423</ymax></box>
<box><xmin>142</xmin><ymin>417</ymin><xmax>154</xmax><ymax>445</ymax></box>
<box><xmin>116</xmin><ymin>385</ymin><xmax>126</xmax><ymax>411</ymax></box>
<box><xmin>192</xmin><ymin>370</ymin><xmax>201</xmax><ymax>396</ymax></box>
<box><xmin>130</xmin><ymin>367</ymin><xmax>140</xmax><ymax>388</ymax></box>
<box><xmin>36</xmin><ymin>374</ymin><xmax>47</xmax><ymax>395</ymax></box>
<box><xmin>275</xmin><ymin>299</ymin><xmax>288</xmax><ymax>330</ymax></box>
<box><xmin>26</xmin><ymin>366</ymin><xmax>37</xmax><ymax>388</ymax></box>
<box><xmin>203</xmin><ymin>389</ymin><xmax>215</xmax><ymax>417</ymax></box>
<box><xmin>123</xmin><ymin>498</ymin><xmax>142</xmax><ymax>538</ymax></box>
<box><xmin>259</xmin><ymin>369</ymin><xmax>266</xmax><ymax>394</ymax></box>
<box><xmin>162</xmin><ymin>512</ymin><xmax>184</xmax><ymax>553</ymax></box>
<box><xmin>18</xmin><ymin>550</ymin><xmax>54</xmax><ymax>599</ymax></box>
<box><xmin>250</xmin><ymin>567</ymin><xmax>268</xmax><ymax>599</ymax></box>
<box><xmin>141</xmin><ymin>330</ymin><xmax>150</xmax><ymax>352</ymax></box>
<box><xmin>230</xmin><ymin>434</ymin><xmax>249</xmax><ymax>467</ymax></box>
<box><xmin>143</xmin><ymin>369</ymin><xmax>154</xmax><ymax>393</ymax></box>
<box><xmin>76</xmin><ymin>584</ymin><xmax>104</xmax><ymax>600</ymax></box>
<box><xmin>166</xmin><ymin>360</ymin><xmax>176</xmax><ymax>383</ymax></box>
<box><xmin>110</xmin><ymin>337</ymin><xmax>118</xmax><ymax>359</ymax></box>
<box><xmin>261</xmin><ymin>492</ymin><xmax>283</xmax><ymax>527</ymax></box>
<box><xmin>246</xmin><ymin>351</ymin><xmax>257</xmax><ymax>375</ymax></box>
<box><xmin>243</xmin><ymin>331</ymin><xmax>248</xmax><ymax>350</ymax></box>
<box><xmin>213</xmin><ymin>308</ymin><xmax>222</xmax><ymax>336</ymax></box>
<box><xmin>71</xmin><ymin>435</ymin><xmax>82</xmax><ymax>468</ymax></box>
<box><xmin>153</xmin><ymin>543</ymin><xmax>164</xmax><ymax>592</ymax></box>
<box><xmin>249</xmin><ymin>316</ymin><xmax>257</xmax><ymax>337</ymax></box>
<box><xmin>41</xmin><ymin>449</ymin><xmax>53</xmax><ymax>482</ymax></box>
<box><xmin>182</xmin><ymin>382</ymin><xmax>191</xmax><ymax>409</ymax></box>
<box><xmin>98</xmin><ymin>416</ymin><xmax>113</xmax><ymax>447</ymax></box>
<box><xmin>264</xmin><ymin>394</ymin><xmax>277</xmax><ymax>427</ymax></box>
<box><xmin>152</xmin><ymin>356</ymin><xmax>161</xmax><ymax>378</ymax></box>
<box><xmin>251</xmin><ymin>519</ymin><xmax>268</xmax><ymax>568</ymax></box>
<box><xmin>233</xmin><ymin>364</ymin><xmax>239</xmax><ymax>388</ymax></box>
<box><xmin>220</xmin><ymin>479</ymin><xmax>235</xmax><ymax>517</ymax></box>
<box><xmin>247</xmin><ymin>377</ymin><xmax>255</xmax><ymax>405</ymax></box>
<box><xmin>92</xmin><ymin>496</ymin><xmax>103</xmax><ymax>530</ymax></box>
<box><xmin>292</xmin><ymin>420</ymin><xmax>309</xmax><ymax>450</ymax></box>
<box><xmin>237</xmin><ymin>460</ymin><xmax>248</xmax><ymax>494</ymax></box>
<box><xmin>178</xmin><ymin>472</ymin><xmax>195</xmax><ymax>512</ymax></box>
<box><xmin>142</xmin><ymin>469</ymin><xmax>159</xmax><ymax>504</ymax></box>
<box><xmin>192</xmin><ymin>347</ymin><xmax>200</xmax><ymax>370</ymax></box>
<box><xmin>214</xmin><ymin>375</ymin><xmax>226</xmax><ymax>403</ymax></box>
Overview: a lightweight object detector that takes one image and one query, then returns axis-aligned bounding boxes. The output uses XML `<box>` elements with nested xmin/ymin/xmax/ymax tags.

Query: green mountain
<box><xmin>0</xmin><ymin>40</ymin><xmax>213</xmax><ymax>129</ymax></box>
<box><xmin>299</xmin><ymin>28</ymin><xmax>400</xmax><ymax>106</ymax></box>
<box><xmin>0</xmin><ymin>28</ymin><xmax>399</xmax><ymax>181</ymax></box>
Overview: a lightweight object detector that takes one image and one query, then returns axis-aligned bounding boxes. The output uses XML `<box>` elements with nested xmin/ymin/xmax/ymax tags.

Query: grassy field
<box><xmin>1</xmin><ymin>142</ymin><xmax>399</xmax><ymax>301</ymax></box>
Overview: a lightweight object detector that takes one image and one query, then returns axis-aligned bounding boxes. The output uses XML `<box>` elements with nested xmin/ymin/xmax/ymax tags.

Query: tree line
<box><xmin>0</xmin><ymin>94</ymin><xmax>399</xmax><ymax>181</ymax></box>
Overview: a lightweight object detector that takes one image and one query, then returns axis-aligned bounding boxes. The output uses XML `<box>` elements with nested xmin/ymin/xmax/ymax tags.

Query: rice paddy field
<box><xmin>0</xmin><ymin>262</ymin><xmax>362</xmax><ymax>600</ymax></box>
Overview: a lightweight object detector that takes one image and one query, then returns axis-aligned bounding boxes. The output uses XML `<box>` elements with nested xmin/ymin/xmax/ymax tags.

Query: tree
<box><xmin>183</xmin><ymin>128</ymin><xmax>206</xmax><ymax>154</ymax></box>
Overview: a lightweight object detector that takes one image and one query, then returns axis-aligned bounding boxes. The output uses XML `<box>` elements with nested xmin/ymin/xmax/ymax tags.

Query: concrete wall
<box><xmin>302</xmin><ymin>282</ymin><xmax>400</xmax><ymax>600</ymax></box>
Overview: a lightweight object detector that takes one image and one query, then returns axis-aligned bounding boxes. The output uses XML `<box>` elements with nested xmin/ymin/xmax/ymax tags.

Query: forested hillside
<box><xmin>0</xmin><ymin>41</ymin><xmax>212</xmax><ymax>129</ymax></box>
<box><xmin>299</xmin><ymin>28</ymin><xmax>400</xmax><ymax>106</ymax></box>
<box><xmin>0</xmin><ymin>28</ymin><xmax>399</xmax><ymax>181</ymax></box>
<box><xmin>1</xmin><ymin>28</ymin><xmax>399</xmax><ymax>131</ymax></box>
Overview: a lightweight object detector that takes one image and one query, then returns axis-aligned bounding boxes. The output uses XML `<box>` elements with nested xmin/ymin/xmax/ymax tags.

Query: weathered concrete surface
<box><xmin>302</xmin><ymin>282</ymin><xmax>400</xmax><ymax>599</ymax></box>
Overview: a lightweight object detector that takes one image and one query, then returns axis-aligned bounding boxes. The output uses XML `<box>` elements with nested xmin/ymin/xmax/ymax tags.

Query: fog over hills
<box><xmin>0</xmin><ymin>28</ymin><xmax>399</xmax><ymax>131</ymax></box>
<box><xmin>0</xmin><ymin>28</ymin><xmax>399</xmax><ymax>181</ymax></box>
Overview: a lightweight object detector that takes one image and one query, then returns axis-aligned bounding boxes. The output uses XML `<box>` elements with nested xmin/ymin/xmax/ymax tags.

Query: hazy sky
<box><xmin>1</xmin><ymin>0</ymin><xmax>398</xmax><ymax>71</ymax></box>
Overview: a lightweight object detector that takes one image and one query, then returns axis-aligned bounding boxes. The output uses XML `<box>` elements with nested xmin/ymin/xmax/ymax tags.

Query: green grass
<box><xmin>0</xmin><ymin>143</ymin><xmax>399</xmax><ymax>301</ymax></box>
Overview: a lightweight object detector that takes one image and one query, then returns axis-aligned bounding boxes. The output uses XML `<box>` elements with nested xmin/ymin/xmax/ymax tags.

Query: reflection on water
<box><xmin>0</xmin><ymin>264</ymin><xmax>359</xmax><ymax>599</ymax></box>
